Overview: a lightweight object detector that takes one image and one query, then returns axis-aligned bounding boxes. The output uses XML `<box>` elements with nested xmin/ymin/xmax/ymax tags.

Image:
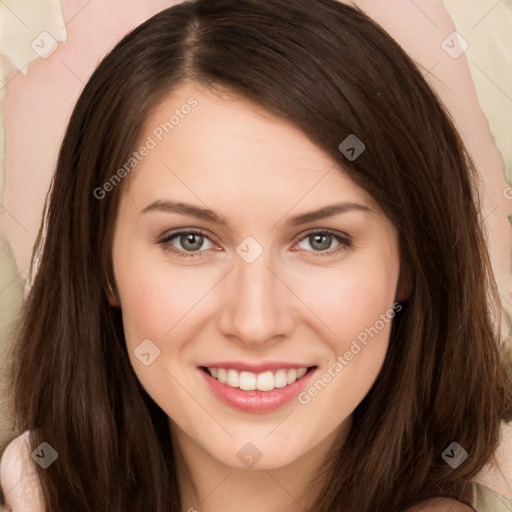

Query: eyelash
<box><xmin>156</xmin><ymin>228</ymin><xmax>352</xmax><ymax>259</ymax></box>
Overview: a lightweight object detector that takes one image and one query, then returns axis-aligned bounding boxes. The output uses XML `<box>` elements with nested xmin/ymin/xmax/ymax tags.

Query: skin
<box><xmin>110</xmin><ymin>80</ymin><xmax>403</xmax><ymax>511</ymax></box>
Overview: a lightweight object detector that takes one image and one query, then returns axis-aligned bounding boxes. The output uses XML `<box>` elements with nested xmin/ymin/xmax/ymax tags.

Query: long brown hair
<box><xmin>3</xmin><ymin>0</ymin><xmax>512</xmax><ymax>510</ymax></box>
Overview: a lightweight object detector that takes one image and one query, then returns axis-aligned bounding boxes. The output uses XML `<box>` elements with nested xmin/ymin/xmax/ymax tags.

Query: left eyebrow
<box><xmin>286</xmin><ymin>202</ymin><xmax>373</xmax><ymax>226</ymax></box>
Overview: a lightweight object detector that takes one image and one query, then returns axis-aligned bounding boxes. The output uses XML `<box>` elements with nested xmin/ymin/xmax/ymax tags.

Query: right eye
<box><xmin>158</xmin><ymin>229</ymin><xmax>218</xmax><ymax>258</ymax></box>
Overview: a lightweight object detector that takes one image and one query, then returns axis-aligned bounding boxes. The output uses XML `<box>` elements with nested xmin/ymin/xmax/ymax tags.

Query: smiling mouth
<box><xmin>200</xmin><ymin>366</ymin><xmax>317</xmax><ymax>392</ymax></box>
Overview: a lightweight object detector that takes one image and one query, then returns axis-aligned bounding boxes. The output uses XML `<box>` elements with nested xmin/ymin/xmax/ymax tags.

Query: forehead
<box><xmin>121</xmin><ymin>80</ymin><xmax>378</xmax><ymax>215</ymax></box>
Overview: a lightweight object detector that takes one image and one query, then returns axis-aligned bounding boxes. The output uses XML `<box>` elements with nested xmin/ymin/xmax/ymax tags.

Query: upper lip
<box><xmin>199</xmin><ymin>361</ymin><xmax>316</xmax><ymax>373</ymax></box>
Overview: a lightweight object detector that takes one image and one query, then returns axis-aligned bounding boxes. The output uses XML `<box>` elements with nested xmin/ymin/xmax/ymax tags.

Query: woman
<box><xmin>1</xmin><ymin>0</ymin><xmax>511</xmax><ymax>510</ymax></box>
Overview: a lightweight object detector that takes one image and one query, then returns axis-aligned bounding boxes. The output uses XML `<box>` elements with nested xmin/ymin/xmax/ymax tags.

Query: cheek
<box><xmin>112</xmin><ymin>236</ymin><xmax>179</xmax><ymax>347</ymax></box>
<box><xmin>115</xmin><ymin>262</ymin><xmax>192</xmax><ymax>408</ymax></box>
<box><xmin>115</xmin><ymin>252</ymin><xmax>223</xmax><ymax>358</ymax></box>
<box><xmin>295</xmin><ymin>267</ymin><xmax>399</xmax><ymax>425</ymax></box>
<box><xmin>301</xmin><ymin>264</ymin><xmax>398</xmax><ymax>343</ymax></box>
<box><xmin>117</xmin><ymin>266</ymin><xmax>188</xmax><ymax>348</ymax></box>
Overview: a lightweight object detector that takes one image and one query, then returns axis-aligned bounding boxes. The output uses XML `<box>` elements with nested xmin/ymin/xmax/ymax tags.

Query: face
<box><xmin>110</xmin><ymin>80</ymin><xmax>401</xmax><ymax>471</ymax></box>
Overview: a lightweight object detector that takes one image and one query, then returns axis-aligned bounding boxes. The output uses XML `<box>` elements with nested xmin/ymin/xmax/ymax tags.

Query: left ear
<box><xmin>107</xmin><ymin>280</ymin><xmax>120</xmax><ymax>307</ymax></box>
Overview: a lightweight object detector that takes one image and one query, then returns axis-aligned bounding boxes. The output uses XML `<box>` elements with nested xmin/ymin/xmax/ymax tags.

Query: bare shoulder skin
<box><xmin>0</xmin><ymin>433</ymin><xmax>45</xmax><ymax>512</ymax></box>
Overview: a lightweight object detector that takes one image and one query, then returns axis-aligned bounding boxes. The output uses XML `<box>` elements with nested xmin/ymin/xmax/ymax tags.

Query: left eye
<box><xmin>158</xmin><ymin>229</ymin><xmax>351</xmax><ymax>257</ymax></box>
<box><xmin>296</xmin><ymin>232</ymin><xmax>343</xmax><ymax>252</ymax></box>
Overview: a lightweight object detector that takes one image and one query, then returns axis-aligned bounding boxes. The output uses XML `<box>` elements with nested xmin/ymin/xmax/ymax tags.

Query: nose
<box><xmin>217</xmin><ymin>245</ymin><xmax>296</xmax><ymax>347</ymax></box>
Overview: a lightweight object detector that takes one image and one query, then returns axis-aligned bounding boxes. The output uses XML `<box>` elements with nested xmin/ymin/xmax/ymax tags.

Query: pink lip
<box><xmin>199</xmin><ymin>361</ymin><xmax>312</xmax><ymax>373</ymax></box>
<box><xmin>198</xmin><ymin>366</ymin><xmax>317</xmax><ymax>413</ymax></box>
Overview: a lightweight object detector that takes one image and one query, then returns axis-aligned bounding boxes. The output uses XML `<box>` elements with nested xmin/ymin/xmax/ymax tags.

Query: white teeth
<box><xmin>257</xmin><ymin>371</ymin><xmax>274</xmax><ymax>391</ymax></box>
<box><xmin>217</xmin><ymin>368</ymin><xmax>227</xmax><ymax>384</ymax></box>
<box><xmin>287</xmin><ymin>368</ymin><xmax>297</xmax><ymax>384</ymax></box>
<box><xmin>239</xmin><ymin>371</ymin><xmax>256</xmax><ymax>391</ymax></box>
<box><xmin>206</xmin><ymin>366</ymin><xmax>310</xmax><ymax>391</ymax></box>
<box><xmin>226</xmin><ymin>369</ymin><xmax>239</xmax><ymax>387</ymax></box>
<box><xmin>274</xmin><ymin>369</ymin><xmax>288</xmax><ymax>388</ymax></box>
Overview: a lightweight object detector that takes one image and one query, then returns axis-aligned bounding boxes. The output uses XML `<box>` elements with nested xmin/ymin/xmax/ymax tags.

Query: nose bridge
<box><xmin>218</xmin><ymin>240</ymin><xmax>294</xmax><ymax>344</ymax></box>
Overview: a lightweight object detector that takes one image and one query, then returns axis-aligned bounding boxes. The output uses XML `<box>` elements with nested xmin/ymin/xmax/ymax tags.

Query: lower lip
<box><xmin>198</xmin><ymin>366</ymin><xmax>317</xmax><ymax>413</ymax></box>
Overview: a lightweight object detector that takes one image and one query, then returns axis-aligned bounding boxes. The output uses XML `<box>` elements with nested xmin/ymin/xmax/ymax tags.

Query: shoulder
<box><xmin>473</xmin><ymin>421</ymin><xmax>512</xmax><ymax>501</ymax></box>
<box><xmin>0</xmin><ymin>432</ymin><xmax>45</xmax><ymax>512</ymax></box>
<box><xmin>404</xmin><ymin>421</ymin><xmax>512</xmax><ymax>512</ymax></box>
<box><xmin>404</xmin><ymin>498</ymin><xmax>474</xmax><ymax>511</ymax></box>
